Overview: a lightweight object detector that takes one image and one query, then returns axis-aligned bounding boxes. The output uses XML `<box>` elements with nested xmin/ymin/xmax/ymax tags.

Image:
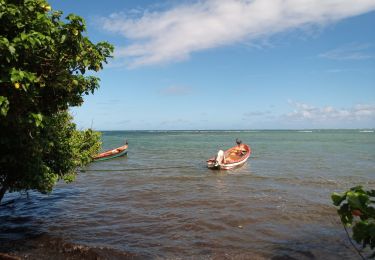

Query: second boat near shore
<box><xmin>93</xmin><ymin>141</ymin><xmax>128</xmax><ymax>162</ymax></box>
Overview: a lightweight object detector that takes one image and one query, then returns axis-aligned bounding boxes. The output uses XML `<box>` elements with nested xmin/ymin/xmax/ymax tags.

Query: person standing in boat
<box><xmin>235</xmin><ymin>138</ymin><xmax>246</xmax><ymax>155</ymax></box>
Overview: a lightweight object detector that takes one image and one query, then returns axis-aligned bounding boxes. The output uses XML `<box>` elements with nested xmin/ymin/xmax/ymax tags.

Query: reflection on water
<box><xmin>1</xmin><ymin>130</ymin><xmax>374</xmax><ymax>259</ymax></box>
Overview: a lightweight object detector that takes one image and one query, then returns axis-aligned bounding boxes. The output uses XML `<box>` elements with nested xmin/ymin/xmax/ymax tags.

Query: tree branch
<box><xmin>0</xmin><ymin>185</ymin><xmax>8</xmax><ymax>204</ymax></box>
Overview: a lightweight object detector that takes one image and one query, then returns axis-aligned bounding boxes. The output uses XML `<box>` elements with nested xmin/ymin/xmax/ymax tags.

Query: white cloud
<box><xmin>100</xmin><ymin>0</ymin><xmax>375</xmax><ymax>67</ymax></box>
<box><xmin>286</xmin><ymin>101</ymin><xmax>375</xmax><ymax>122</ymax></box>
<box><xmin>319</xmin><ymin>43</ymin><xmax>375</xmax><ymax>60</ymax></box>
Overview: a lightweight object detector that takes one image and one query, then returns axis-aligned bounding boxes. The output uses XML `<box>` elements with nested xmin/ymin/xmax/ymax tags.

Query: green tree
<box><xmin>0</xmin><ymin>0</ymin><xmax>113</xmax><ymax>203</ymax></box>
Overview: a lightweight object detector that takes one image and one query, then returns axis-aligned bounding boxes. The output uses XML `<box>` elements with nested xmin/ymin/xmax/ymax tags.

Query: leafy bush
<box><xmin>332</xmin><ymin>186</ymin><xmax>375</xmax><ymax>258</ymax></box>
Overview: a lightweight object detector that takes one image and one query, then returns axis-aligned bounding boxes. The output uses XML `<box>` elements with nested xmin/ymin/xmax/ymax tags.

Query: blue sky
<box><xmin>49</xmin><ymin>0</ymin><xmax>375</xmax><ymax>130</ymax></box>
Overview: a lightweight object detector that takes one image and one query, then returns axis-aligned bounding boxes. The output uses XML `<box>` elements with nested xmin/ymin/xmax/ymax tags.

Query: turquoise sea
<box><xmin>1</xmin><ymin>130</ymin><xmax>374</xmax><ymax>259</ymax></box>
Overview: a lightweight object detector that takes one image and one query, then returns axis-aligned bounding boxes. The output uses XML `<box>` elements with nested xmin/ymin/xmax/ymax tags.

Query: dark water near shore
<box><xmin>1</xmin><ymin>130</ymin><xmax>374</xmax><ymax>259</ymax></box>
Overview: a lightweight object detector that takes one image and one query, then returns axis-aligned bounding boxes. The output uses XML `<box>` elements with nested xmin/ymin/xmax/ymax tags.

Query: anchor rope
<box><xmin>79</xmin><ymin>165</ymin><xmax>196</xmax><ymax>172</ymax></box>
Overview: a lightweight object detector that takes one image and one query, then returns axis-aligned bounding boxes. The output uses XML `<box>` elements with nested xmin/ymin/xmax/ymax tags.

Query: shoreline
<box><xmin>0</xmin><ymin>234</ymin><xmax>138</xmax><ymax>260</ymax></box>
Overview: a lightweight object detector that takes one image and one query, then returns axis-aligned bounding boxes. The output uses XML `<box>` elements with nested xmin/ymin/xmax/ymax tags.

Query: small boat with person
<box><xmin>93</xmin><ymin>141</ymin><xmax>128</xmax><ymax>162</ymax></box>
<box><xmin>207</xmin><ymin>139</ymin><xmax>251</xmax><ymax>170</ymax></box>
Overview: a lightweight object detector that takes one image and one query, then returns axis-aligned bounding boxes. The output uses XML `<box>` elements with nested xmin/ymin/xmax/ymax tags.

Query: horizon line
<box><xmin>92</xmin><ymin>128</ymin><xmax>374</xmax><ymax>132</ymax></box>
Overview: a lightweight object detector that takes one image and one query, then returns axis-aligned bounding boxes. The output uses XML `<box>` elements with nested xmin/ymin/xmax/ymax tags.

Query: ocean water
<box><xmin>1</xmin><ymin>130</ymin><xmax>374</xmax><ymax>259</ymax></box>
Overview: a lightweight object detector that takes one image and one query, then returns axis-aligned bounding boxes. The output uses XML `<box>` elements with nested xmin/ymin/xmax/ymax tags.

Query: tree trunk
<box><xmin>0</xmin><ymin>185</ymin><xmax>7</xmax><ymax>205</ymax></box>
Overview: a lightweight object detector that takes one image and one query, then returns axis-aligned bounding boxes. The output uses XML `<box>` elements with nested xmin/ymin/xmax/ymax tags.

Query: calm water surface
<box><xmin>1</xmin><ymin>130</ymin><xmax>374</xmax><ymax>259</ymax></box>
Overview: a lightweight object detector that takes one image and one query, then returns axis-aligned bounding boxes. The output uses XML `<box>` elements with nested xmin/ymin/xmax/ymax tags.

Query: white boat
<box><xmin>207</xmin><ymin>143</ymin><xmax>251</xmax><ymax>170</ymax></box>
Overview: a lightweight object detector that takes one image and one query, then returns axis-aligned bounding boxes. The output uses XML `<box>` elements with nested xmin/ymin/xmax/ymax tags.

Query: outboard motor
<box><xmin>215</xmin><ymin>150</ymin><xmax>225</xmax><ymax>167</ymax></box>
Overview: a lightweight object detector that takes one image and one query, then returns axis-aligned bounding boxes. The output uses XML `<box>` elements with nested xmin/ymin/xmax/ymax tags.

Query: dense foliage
<box><xmin>0</xmin><ymin>0</ymin><xmax>113</xmax><ymax>202</ymax></box>
<box><xmin>332</xmin><ymin>186</ymin><xmax>375</xmax><ymax>258</ymax></box>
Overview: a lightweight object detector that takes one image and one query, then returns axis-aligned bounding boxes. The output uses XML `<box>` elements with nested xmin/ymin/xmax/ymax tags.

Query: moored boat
<box><xmin>93</xmin><ymin>143</ymin><xmax>128</xmax><ymax>162</ymax></box>
<box><xmin>207</xmin><ymin>142</ymin><xmax>251</xmax><ymax>170</ymax></box>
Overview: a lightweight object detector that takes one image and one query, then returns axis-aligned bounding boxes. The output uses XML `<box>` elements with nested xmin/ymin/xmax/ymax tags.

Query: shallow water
<box><xmin>1</xmin><ymin>130</ymin><xmax>374</xmax><ymax>259</ymax></box>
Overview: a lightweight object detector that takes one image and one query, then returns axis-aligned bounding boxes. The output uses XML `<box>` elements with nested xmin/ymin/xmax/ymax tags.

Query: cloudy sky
<box><xmin>50</xmin><ymin>0</ymin><xmax>375</xmax><ymax>130</ymax></box>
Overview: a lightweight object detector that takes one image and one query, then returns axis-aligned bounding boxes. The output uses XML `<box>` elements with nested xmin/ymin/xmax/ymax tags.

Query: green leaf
<box><xmin>347</xmin><ymin>191</ymin><xmax>369</xmax><ymax>211</ymax></box>
<box><xmin>332</xmin><ymin>192</ymin><xmax>346</xmax><ymax>206</ymax></box>
<box><xmin>83</xmin><ymin>59</ymin><xmax>90</xmax><ymax>67</ymax></box>
<box><xmin>0</xmin><ymin>96</ymin><xmax>9</xmax><ymax>116</ymax></box>
<box><xmin>350</xmin><ymin>186</ymin><xmax>364</xmax><ymax>192</ymax></box>
<box><xmin>338</xmin><ymin>203</ymin><xmax>353</xmax><ymax>225</ymax></box>
<box><xmin>8</xmin><ymin>45</ymin><xmax>15</xmax><ymax>54</ymax></box>
<box><xmin>30</xmin><ymin>113</ymin><xmax>44</xmax><ymax>127</ymax></box>
<box><xmin>10</xmin><ymin>68</ymin><xmax>23</xmax><ymax>83</ymax></box>
<box><xmin>60</xmin><ymin>34</ymin><xmax>66</xmax><ymax>43</ymax></box>
<box><xmin>20</xmin><ymin>32</ymin><xmax>27</xmax><ymax>41</ymax></box>
<box><xmin>368</xmin><ymin>190</ymin><xmax>375</xmax><ymax>197</ymax></box>
<box><xmin>352</xmin><ymin>221</ymin><xmax>369</xmax><ymax>245</ymax></box>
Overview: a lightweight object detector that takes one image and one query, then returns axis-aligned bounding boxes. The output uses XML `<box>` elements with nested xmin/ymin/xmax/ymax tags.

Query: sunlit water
<box><xmin>1</xmin><ymin>130</ymin><xmax>374</xmax><ymax>259</ymax></box>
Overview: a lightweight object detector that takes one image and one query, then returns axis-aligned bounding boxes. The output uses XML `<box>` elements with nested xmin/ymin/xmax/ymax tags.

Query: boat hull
<box><xmin>93</xmin><ymin>144</ymin><xmax>128</xmax><ymax>162</ymax></box>
<box><xmin>207</xmin><ymin>158</ymin><xmax>248</xmax><ymax>170</ymax></box>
